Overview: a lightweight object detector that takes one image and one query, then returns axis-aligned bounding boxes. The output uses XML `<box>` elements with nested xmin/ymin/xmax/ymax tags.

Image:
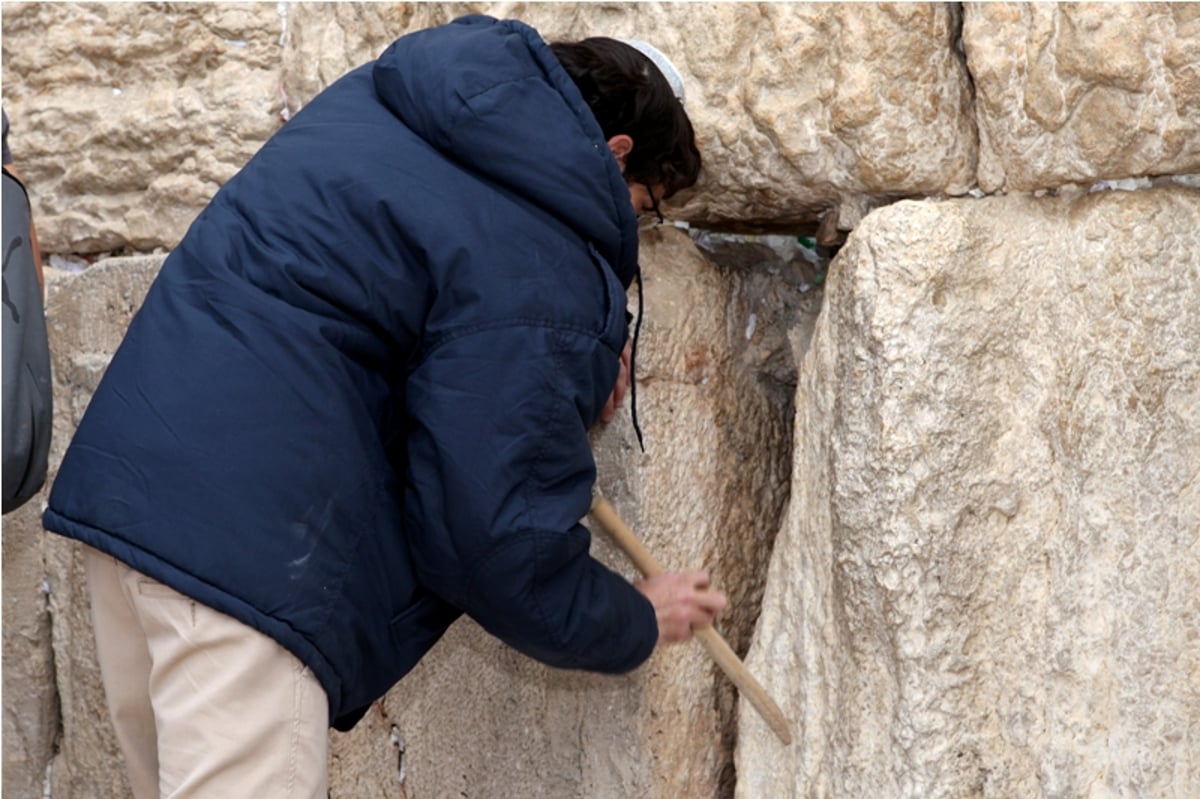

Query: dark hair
<box><xmin>550</xmin><ymin>37</ymin><xmax>701</xmax><ymax>199</ymax></box>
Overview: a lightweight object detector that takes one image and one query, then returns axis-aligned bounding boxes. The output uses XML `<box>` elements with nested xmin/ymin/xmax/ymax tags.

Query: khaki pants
<box><xmin>84</xmin><ymin>546</ymin><xmax>329</xmax><ymax>799</ymax></box>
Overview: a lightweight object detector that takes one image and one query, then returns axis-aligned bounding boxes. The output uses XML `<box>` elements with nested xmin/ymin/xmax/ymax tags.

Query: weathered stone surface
<box><xmin>8</xmin><ymin>2</ymin><xmax>1200</xmax><ymax>249</ymax></box>
<box><xmin>328</xmin><ymin>621</ymin><xmax>652</xmax><ymax>799</ymax></box>
<box><xmin>964</xmin><ymin>3</ymin><xmax>1200</xmax><ymax>192</ymax></box>
<box><xmin>1</xmin><ymin>3</ymin><xmax>285</xmax><ymax>253</ymax></box>
<box><xmin>2</xmin><ymin>492</ymin><xmax>56</xmax><ymax>799</ymax></box>
<box><xmin>739</xmin><ymin>186</ymin><xmax>1200</xmax><ymax>798</ymax></box>
<box><xmin>279</xmin><ymin>1</ymin><xmax>446</xmax><ymax>106</ymax></box>
<box><xmin>39</xmin><ymin>258</ymin><xmax>166</xmax><ymax>799</ymax></box>
<box><xmin>596</xmin><ymin>228</ymin><xmax>796</xmax><ymax>795</ymax></box>
<box><xmin>3</xmin><ymin>2</ymin><xmax>975</xmax><ymax>254</ymax></box>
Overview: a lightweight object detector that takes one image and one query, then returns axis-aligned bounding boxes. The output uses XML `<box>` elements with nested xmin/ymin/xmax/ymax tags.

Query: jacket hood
<box><xmin>372</xmin><ymin>15</ymin><xmax>640</xmax><ymax>288</ymax></box>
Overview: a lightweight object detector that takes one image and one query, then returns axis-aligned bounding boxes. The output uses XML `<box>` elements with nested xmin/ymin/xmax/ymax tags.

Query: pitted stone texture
<box><xmin>328</xmin><ymin>620</ymin><xmax>653</xmax><ymax>799</ymax></box>
<box><xmin>282</xmin><ymin>2</ymin><xmax>976</xmax><ymax>232</ymax></box>
<box><xmin>13</xmin><ymin>2</ymin><xmax>1200</xmax><ymax>247</ymax></box>
<box><xmin>1</xmin><ymin>3</ymin><xmax>285</xmax><ymax>253</ymax></box>
<box><xmin>600</xmin><ymin>229</ymin><xmax>795</xmax><ymax>793</ymax></box>
<box><xmin>279</xmin><ymin>2</ymin><xmax>448</xmax><ymax>107</ymax></box>
<box><xmin>964</xmin><ymin>3</ymin><xmax>1200</xmax><ymax>192</ymax></box>
<box><xmin>2</xmin><ymin>2</ymin><xmax>978</xmax><ymax>256</ymax></box>
<box><xmin>2</xmin><ymin>494</ymin><xmax>56</xmax><ymax>799</ymax></box>
<box><xmin>326</xmin><ymin>228</ymin><xmax>796</xmax><ymax>798</ymax></box>
<box><xmin>738</xmin><ymin>187</ymin><xmax>1200</xmax><ymax>798</ymax></box>
<box><xmin>35</xmin><ymin>259</ymin><xmax>166</xmax><ymax>798</ymax></box>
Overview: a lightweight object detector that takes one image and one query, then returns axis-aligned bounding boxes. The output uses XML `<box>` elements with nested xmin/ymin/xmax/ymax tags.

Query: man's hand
<box><xmin>634</xmin><ymin>570</ymin><xmax>728</xmax><ymax>645</ymax></box>
<box><xmin>599</xmin><ymin>339</ymin><xmax>632</xmax><ymax>423</ymax></box>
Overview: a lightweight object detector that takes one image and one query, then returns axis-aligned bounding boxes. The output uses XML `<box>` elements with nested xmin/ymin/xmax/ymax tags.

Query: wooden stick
<box><xmin>589</xmin><ymin>496</ymin><xmax>793</xmax><ymax>745</ymax></box>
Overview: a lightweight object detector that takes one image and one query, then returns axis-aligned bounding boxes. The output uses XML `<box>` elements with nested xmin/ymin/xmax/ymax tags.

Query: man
<box><xmin>44</xmin><ymin>15</ymin><xmax>726</xmax><ymax>798</ymax></box>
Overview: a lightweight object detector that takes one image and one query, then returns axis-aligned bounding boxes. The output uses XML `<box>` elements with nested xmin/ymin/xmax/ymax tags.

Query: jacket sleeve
<box><xmin>401</xmin><ymin>322</ymin><xmax>658</xmax><ymax>673</ymax></box>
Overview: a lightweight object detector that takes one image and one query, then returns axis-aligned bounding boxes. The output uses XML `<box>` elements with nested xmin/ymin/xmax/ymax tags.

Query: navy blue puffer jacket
<box><xmin>43</xmin><ymin>15</ymin><xmax>657</xmax><ymax>730</ymax></box>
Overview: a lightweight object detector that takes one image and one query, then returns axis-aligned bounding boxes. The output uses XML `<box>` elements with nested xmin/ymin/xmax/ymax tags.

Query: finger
<box><xmin>688</xmin><ymin>598</ymin><xmax>722</xmax><ymax>625</ymax></box>
<box><xmin>665</xmin><ymin>619</ymin><xmax>694</xmax><ymax>643</ymax></box>
<box><xmin>675</xmin><ymin>593</ymin><xmax>725</xmax><ymax>633</ymax></box>
<box><xmin>694</xmin><ymin>588</ymin><xmax>728</xmax><ymax>614</ymax></box>
<box><xmin>612</xmin><ymin>378</ymin><xmax>627</xmax><ymax>410</ymax></box>
<box><xmin>599</xmin><ymin>395</ymin><xmax>616</xmax><ymax>423</ymax></box>
<box><xmin>615</xmin><ymin>360</ymin><xmax>630</xmax><ymax>401</ymax></box>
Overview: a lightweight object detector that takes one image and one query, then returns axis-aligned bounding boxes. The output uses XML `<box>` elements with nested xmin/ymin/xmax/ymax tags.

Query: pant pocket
<box><xmin>135</xmin><ymin>578</ymin><xmax>196</xmax><ymax>626</ymax></box>
<box><xmin>135</xmin><ymin>578</ymin><xmax>187</xmax><ymax>601</ymax></box>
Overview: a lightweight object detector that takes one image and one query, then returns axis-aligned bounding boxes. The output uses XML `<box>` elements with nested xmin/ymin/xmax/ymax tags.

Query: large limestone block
<box><xmin>282</xmin><ymin>2</ymin><xmax>976</xmax><ymax>232</ymax></box>
<box><xmin>40</xmin><ymin>258</ymin><xmax>166</xmax><ymax>799</ymax></box>
<box><xmin>739</xmin><ymin>186</ymin><xmax>1200</xmax><ymax>798</ymax></box>
<box><xmin>279</xmin><ymin>1</ymin><xmax>451</xmax><ymax>104</ymax></box>
<box><xmin>3</xmin><ymin>2</ymin><xmax>977</xmax><ymax>256</ymax></box>
<box><xmin>964</xmin><ymin>3</ymin><xmax>1200</xmax><ymax>192</ymax></box>
<box><xmin>1</xmin><ymin>2</ymin><xmax>285</xmax><ymax>253</ymax></box>
<box><xmin>2</xmin><ymin>490</ymin><xmax>56</xmax><ymax>799</ymax></box>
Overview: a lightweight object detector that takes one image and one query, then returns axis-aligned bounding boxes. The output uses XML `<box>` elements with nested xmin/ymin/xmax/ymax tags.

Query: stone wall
<box><xmin>738</xmin><ymin>186</ymin><xmax>1200</xmax><ymax>799</ymax></box>
<box><xmin>2</xmin><ymin>3</ymin><xmax>1197</xmax><ymax>798</ymax></box>
<box><xmin>1</xmin><ymin>1</ymin><xmax>975</xmax><ymax>248</ymax></box>
<box><xmin>965</xmin><ymin>4</ymin><xmax>1200</xmax><ymax>192</ymax></box>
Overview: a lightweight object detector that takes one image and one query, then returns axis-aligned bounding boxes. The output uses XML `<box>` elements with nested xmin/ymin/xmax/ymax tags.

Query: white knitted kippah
<box><xmin>617</xmin><ymin>38</ymin><xmax>686</xmax><ymax>103</ymax></box>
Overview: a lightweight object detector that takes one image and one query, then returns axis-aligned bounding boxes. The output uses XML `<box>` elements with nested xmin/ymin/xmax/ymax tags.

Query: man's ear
<box><xmin>607</xmin><ymin>134</ymin><xmax>634</xmax><ymax>167</ymax></box>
